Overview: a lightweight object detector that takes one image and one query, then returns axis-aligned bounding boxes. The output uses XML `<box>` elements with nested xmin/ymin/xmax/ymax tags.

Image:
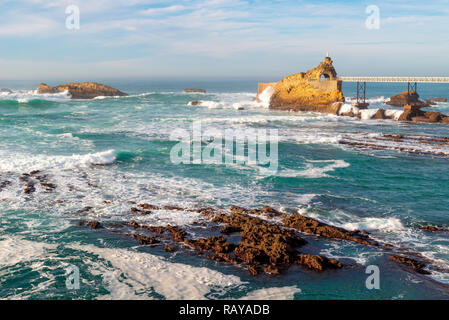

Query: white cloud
<box><xmin>140</xmin><ymin>5</ymin><xmax>186</xmax><ymax>16</ymax></box>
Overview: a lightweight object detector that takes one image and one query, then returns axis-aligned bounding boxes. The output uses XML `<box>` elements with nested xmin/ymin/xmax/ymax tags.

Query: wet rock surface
<box><xmin>72</xmin><ymin>203</ymin><xmax>445</xmax><ymax>278</ymax></box>
<box><xmin>390</xmin><ymin>255</ymin><xmax>431</xmax><ymax>275</ymax></box>
<box><xmin>282</xmin><ymin>213</ymin><xmax>379</xmax><ymax>246</ymax></box>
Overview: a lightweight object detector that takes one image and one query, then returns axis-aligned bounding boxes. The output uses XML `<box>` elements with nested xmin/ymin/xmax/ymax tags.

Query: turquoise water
<box><xmin>1</xmin><ymin>80</ymin><xmax>449</xmax><ymax>299</ymax></box>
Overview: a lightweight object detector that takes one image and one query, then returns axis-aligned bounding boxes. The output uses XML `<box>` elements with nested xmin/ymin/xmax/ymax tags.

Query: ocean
<box><xmin>1</xmin><ymin>79</ymin><xmax>449</xmax><ymax>300</ymax></box>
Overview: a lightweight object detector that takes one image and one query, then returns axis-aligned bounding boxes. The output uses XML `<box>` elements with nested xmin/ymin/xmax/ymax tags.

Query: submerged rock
<box><xmin>36</xmin><ymin>82</ymin><xmax>127</xmax><ymax>99</ymax></box>
<box><xmin>269</xmin><ymin>57</ymin><xmax>345</xmax><ymax>114</ymax></box>
<box><xmin>419</xmin><ymin>225</ymin><xmax>447</xmax><ymax>232</ymax></box>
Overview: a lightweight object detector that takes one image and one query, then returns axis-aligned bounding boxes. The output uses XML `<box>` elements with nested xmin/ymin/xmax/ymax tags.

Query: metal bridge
<box><xmin>337</xmin><ymin>77</ymin><xmax>449</xmax><ymax>106</ymax></box>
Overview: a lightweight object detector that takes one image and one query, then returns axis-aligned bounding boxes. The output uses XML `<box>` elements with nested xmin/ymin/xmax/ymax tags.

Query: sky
<box><xmin>0</xmin><ymin>0</ymin><xmax>449</xmax><ymax>80</ymax></box>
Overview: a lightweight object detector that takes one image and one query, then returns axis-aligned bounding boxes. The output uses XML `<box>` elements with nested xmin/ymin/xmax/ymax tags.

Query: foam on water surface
<box><xmin>67</xmin><ymin>244</ymin><xmax>245</xmax><ymax>300</ymax></box>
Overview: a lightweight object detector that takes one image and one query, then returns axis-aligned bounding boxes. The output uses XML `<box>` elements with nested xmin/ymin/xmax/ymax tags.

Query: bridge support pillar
<box><xmin>355</xmin><ymin>81</ymin><xmax>369</xmax><ymax>109</ymax></box>
<box><xmin>408</xmin><ymin>82</ymin><xmax>417</xmax><ymax>96</ymax></box>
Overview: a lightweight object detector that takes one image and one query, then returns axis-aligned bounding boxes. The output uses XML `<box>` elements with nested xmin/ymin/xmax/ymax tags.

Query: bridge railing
<box><xmin>339</xmin><ymin>77</ymin><xmax>449</xmax><ymax>83</ymax></box>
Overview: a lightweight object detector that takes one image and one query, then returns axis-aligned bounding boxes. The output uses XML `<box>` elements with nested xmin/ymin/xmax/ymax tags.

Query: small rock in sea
<box><xmin>184</xmin><ymin>89</ymin><xmax>206</xmax><ymax>93</ymax></box>
<box><xmin>130</xmin><ymin>207</ymin><xmax>152</xmax><ymax>215</ymax></box>
<box><xmin>188</xmin><ymin>100</ymin><xmax>203</xmax><ymax>106</ymax></box>
<box><xmin>419</xmin><ymin>225</ymin><xmax>446</xmax><ymax>232</ymax></box>
<box><xmin>164</xmin><ymin>245</ymin><xmax>176</xmax><ymax>252</ymax></box>
<box><xmin>0</xmin><ymin>181</ymin><xmax>12</xmax><ymax>192</ymax></box>
<box><xmin>24</xmin><ymin>182</ymin><xmax>36</xmax><ymax>195</ymax></box>
<box><xmin>77</xmin><ymin>220</ymin><xmax>102</xmax><ymax>229</ymax></box>
<box><xmin>130</xmin><ymin>234</ymin><xmax>160</xmax><ymax>246</ymax></box>
<box><xmin>0</xmin><ymin>88</ymin><xmax>13</xmax><ymax>94</ymax></box>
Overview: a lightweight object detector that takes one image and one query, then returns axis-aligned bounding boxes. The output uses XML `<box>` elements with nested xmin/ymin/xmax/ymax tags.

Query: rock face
<box><xmin>37</xmin><ymin>83</ymin><xmax>56</xmax><ymax>94</ymax></box>
<box><xmin>56</xmin><ymin>82</ymin><xmax>127</xmax><ymax>99</ymax></box>
<box><xmin>269</xmin><ymin>57</ymin><xmax>345</xmax><ymax>114</ymax></box>
<box><xmin>36</xmin><ymin>82</ymin><xmax>127</xmax><ymax>99</ymax></box>
<box><xmin>0</xmin><ymin>88</ymin><xmax>12</xmax><ymax>94</ymax></box>
<box><xmin>386</xmin><ymin>91</ymin><xmax>429</xmax><ymax>108</ymax></box>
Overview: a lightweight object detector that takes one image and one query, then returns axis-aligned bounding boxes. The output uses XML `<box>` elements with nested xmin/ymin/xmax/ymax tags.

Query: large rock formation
<box><xmin>36</xmin><ymin>82</ymin><xmax>127</xmax><ymax>99</ymax></box>
<box><xmin>269</xmin><ymin>57</ymin><xmax>345</xmax><ymax>114</ymax></box>
<box><xmin>386</xmin><ymin>91</ymin><xmax>429</xmax><ymax>108</ymax></box>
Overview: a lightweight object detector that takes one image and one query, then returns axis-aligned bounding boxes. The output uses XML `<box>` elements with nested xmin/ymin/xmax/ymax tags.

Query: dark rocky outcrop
<box><xmin>130</xmin><ymin>233</ymin><xmax>160</xmax><ymax>245</ymax></box>
<box><xmin>77</xmin><ymin>221</ymin><xmax>102</xmax><ymax>229</ymax></box>
<box><xmin>127</xmin><ymin>205</ymin><xmax>344</xmax><ymax>276</ymax></box>
<box><xmin>390</xmin><ymin>255</ymin><xmax>430</xmax><ymax>275</ymax></box>
<box><xmin>0</xmin><ymin>88</ymin><xmax>12</xmax><ymax>94</ymax></box>
<box><xmin>36</xmin><ymin>82</ymin><xmax>127</xmax><ymax>99</ymax></box>
<box><xmin>282</xmin><ymin>213</ymin><xmax>378</xmax><ymax>246</ymax></box>
<box><xmin>295</xmin><ymin>254</ymin><xmax>342</xmax><ymax>272</ymax></box>
<box><xmin>419</xmin><ymin>225</ymin><xmax>447</xmax><ymax>232</ymax></box>
<box><xmin>0</xmin><ymin>180</ymin><xmax>11</xmax><ymax>192</ymax></box>
<box><xmin>188</xmin><ymin>100</ymin><xmax>203</xmax><ymax>106</ymax></box>
<box><xmin>386</xmin><ymin>91</ymin><xmax>429</xmax><ymax>108</ymax></box>
<box><xmin>269</xmin><ymin>57</ymin><xmax>345</xmax><ymax>114</ymax></box>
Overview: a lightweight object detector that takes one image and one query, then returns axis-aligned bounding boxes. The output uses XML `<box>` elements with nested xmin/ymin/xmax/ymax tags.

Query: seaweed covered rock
<box><xmin>282</xmin><ymin>213</ymin><xmax>378</xmax><ymax>246</ymax></box>
<box><xmin>295</xmin><ymin>254</ymin><xmax>342</xmax><ymax>271</ymax></box>
<box><xmin>390</xmin><ymin>255</ymin><xmax>430</xmax><ymax>275</ymax></box>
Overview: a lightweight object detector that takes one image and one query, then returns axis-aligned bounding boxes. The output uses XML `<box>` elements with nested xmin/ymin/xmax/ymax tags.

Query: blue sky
<box><xmin>0</xmin><ymin>0</ymin><xmax>448</xmax><ymax>80</ymax></box>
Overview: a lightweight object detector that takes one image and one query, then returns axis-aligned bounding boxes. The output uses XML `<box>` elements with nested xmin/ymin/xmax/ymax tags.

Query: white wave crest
<box><xmin>0</xmin><ymin>89</ymin><xmax>71</xmax><ymax>102</ymax></box>
<box><xmin>0</xmin><ymin>149</ymin><xmax>117</xmax><ymax>172</ymax></box>
<box><xmin>68</xmin><ymin>244</ymin><xmax>244</xmax><ymax>300</ymax></box>
<box><xmin>278</xmin><ymin>160</ymin><xmax>350</xmax><ymax>178</ymax></box>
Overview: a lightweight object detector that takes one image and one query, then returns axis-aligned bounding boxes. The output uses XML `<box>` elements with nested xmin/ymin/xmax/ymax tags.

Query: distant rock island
<box><xmin>37</xmin><ymin>82</ymin><xmax>127</xmax><ymax>99</ymax></box>
<box><xmin>184</xmin><ymin>88</ymin><xmax>206</xmax><ymax>93</ymax></box>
